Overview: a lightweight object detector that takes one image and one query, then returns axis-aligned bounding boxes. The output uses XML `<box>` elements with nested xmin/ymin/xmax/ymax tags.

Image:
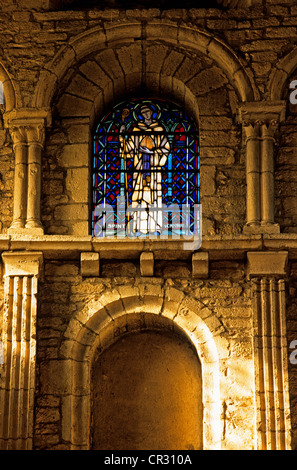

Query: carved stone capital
<box><xmin>261</xmin><ymin>120</ymin><xmax>279</xmax><ymax>139</ymax></box>
<box><xmin>27</xmin><ymin>123</ymin><xmax>45</xmax><ymax>146</ymax></box>
<box><xmin>2</xmin><ymin>251</ymin><xmax>43</xmax><ymax>278</ymax></box>
<box><xmin>247</xmin><ymin>251</ymin><xmax>288</xmax><ymax>279</ymax></box>
<box><xmin>9</xmin><ymin>125</ymin><xmax>28</xmax><ymax>146</ymax></box>
<box><xmin>238</xmin><ymin>100</ymin><xmax>286</xmax><ymax>129</ymax></box>
<box><xmin>9</xmin><ymin>121</ymin><xmax>46</xmax><ymax>147</ymax></box>
<box><xmin>242</xmin><ymin>121</ymin><xmax>261</xmax><ymax>141</ymax></box>
<box><xmin>4</xmin><ymin>107</ymin><xmax>51</xmax><ymax>146</ymax></box>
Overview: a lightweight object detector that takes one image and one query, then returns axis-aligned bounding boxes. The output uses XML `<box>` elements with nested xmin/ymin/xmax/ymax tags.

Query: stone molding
<box><xmin>1</xmin><ymin>234</ymin><xmax>297</xmax><ymax>261</ymax></box>
<box><xmin>217</xmin><ymin>0</ymin><xmax>262</xmax><ymax>6</ymax></box>
<box><xmin>0</xmin><ymin>61</ymin><xmax>19</xmax><ymax>111</ymax></box>
<box><xmin>269</xmin><ymin>45</ymin><xmax>297</xmax><ymax>101</ymax></box>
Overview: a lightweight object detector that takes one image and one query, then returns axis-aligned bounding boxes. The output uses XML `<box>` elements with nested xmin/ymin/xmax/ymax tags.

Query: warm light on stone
<box><xmin>0</xmin><ymin>0</ymin><xmax>296</xmax><ymax>452</ymax></box>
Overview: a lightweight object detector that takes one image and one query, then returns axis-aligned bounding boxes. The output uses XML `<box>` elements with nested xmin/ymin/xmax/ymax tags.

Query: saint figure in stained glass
<box><xmin>119</xmin><ymin>103</ymin><xmax>170</xmax><ymax>235</ymax></box>
<box><xmin>92</xmin><ymin>98</ymin><xmax>200</xmax><ymax>239</ymax></box>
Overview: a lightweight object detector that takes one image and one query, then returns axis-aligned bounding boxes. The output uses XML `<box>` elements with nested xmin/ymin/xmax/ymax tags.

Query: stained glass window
<box><xmin>92</xmin><ymin>98</ymin><xmax>200</xmax><ymax>240</ymax></box>
<box><xmin>0</xmin><ymin>82</ymin><xmax>4</xmax><ymax>106</ymax></box>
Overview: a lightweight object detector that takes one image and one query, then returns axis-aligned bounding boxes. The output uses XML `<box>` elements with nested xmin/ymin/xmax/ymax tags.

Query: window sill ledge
<box><xmin>0</xmin><ymin>233</ymin><xmax>296</xmax><ymax>261</ymax></box>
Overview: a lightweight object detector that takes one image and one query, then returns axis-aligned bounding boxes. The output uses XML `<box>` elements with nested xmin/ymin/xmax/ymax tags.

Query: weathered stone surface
<box><xmin>247</xmin><ymin>251</ymin><xmax>288</xmax><ymax>278</ymax></box>
<box><xmin>80</xmin><ymin>252</ymin><xmax>100</xmax><ymax>277</ymax></box>
<box><xmin>192</xmin><ymin>252</ymin><xmax>209</xmax><ymax>279</ymax></box>
<box><xmin>0</xmin><ymin>0</ymin><xmax>296</xmax><ymax>453</ymax></box>
<box><xmin>140</xmin><ymin>251</ymin><xmax>154</xmax><ymax>277</ymax></box>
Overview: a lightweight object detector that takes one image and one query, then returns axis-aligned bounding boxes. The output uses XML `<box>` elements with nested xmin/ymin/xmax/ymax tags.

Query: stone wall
<box><xmin>0</xmin><ymin>122</ymin><xmax>13</xmax><ymax>233</ymax></box>
<box><xmin>0</xmin><ymin>4</ymin><xmax>297</xmax><ymax>235</ymax></box>
<box><xmin>44</xmin><ymin>43</ymin><xmax>242</xmax><ymax>237</ymax></box>
<box><xmin>35</xmin><ymin>258</ymin><xmax>254</xmax><ymax>450</ymax></box>
<box><xmin>0</xmin><ymin>0</ymin><xmax>296</xmax><ymax>451</ymax></box>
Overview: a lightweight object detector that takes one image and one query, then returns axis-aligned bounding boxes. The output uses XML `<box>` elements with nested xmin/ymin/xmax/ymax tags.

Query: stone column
<box><xmin>238</xmin><ymin>101</ymin><xmax>286</xmax><ymax>234</ymax></box>
<box><xmin>25</xmin><ymin>124</ymin><xmax>45</xmax><ymax>230</ymax></box>
<box><xmin>0</xmin><ymin>252</ymin><xmax>43</xmax><ymax>450</ymax></box>
<box><xmin>260</xmin><ymin>121</ymin><xmax>279</xmax><ymax>226</ymax></box>
<box><xmin>247</xmin><ymin>251</ymin><xmax>291</xmax><ymax>450</ymax></box>
<box><xmin>3</xmin><ymin>108</ymin><xmax>51</xmax><ymax>235</ymax></box>
<box><xmin>243</xmin><ymin>121</ymin><xmax>261</xmax><ymax>226</ymax></box>
<box><xmin>9</xmin><ymin>126</ymin><xmax>28</xmax><ymax>229</ymax></box>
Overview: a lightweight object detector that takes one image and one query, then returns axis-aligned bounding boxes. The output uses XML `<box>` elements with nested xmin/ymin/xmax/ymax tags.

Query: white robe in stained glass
<box><xmin>0</xmin><ymin>82</ymin><xmax>4</xmax><ymax>105</ymax></box>
<box><xmin>120</xmin><ymin>117</ymin><xmax>170</xmax><ymax>235</ymax></box>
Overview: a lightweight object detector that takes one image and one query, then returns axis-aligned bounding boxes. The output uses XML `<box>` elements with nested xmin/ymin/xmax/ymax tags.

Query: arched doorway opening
<box><xmin>91</xmin><ymin>328</ymin><xmax>203</xmax><ymax>450</ymax></box>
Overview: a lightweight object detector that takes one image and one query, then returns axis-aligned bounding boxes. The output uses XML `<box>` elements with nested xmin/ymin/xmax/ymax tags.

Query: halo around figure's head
<box><xmin>133</xmin><ymin>100</ymin><xmax>161</xmax><ymax>122</ymax></box>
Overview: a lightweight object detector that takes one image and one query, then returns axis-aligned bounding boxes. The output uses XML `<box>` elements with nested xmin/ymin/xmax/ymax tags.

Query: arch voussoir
<box><xmin>33</xmin><ymin>21</ymin><xmax>258</xmax><ymax>111</ymax></box>
<box><xmin>268</xmin><ymin>45</ymin><xmax>297</xmax><ymax>101</ymax></box>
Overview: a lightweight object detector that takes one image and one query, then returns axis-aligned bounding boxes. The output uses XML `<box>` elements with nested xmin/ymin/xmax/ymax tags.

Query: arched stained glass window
<box><xmin>92</xmin><ymin>98</ymin><xmax>200</xmax><ymax>240</ymax></box>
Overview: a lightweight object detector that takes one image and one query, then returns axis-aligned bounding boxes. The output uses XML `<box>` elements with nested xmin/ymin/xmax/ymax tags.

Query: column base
<box><xmin>8</xmin><ymin>220</ymin><xmax>26</xmax><ymax>230</ymax></box>
<box><xmin>25</xmin><ymin>218</ymin><xmax>43</xmax><ymax>229</ymax></box>
<box><xmin>243</xmin><ymin>222</ymin><xmax>280</xmax><ymax>235</ymax></box>
<box><xmin>8</xmin><ymin>227</ymin><xmax>44</xmax><ymax>236</ymax></box>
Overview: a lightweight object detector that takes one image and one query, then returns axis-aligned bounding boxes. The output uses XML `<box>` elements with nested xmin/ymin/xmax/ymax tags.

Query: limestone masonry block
<box><xmin>80</xmin><ymin>252</ymin><xmax>100</xmax><ymax>277</ymax></box>
<box><xmin>192</xmin><ymin>252</ymin><xmax>209</xmax><ymax>279</ymax></box>
<box><xmin>140</xmin><ymin>252</ymin><xmax>154</xmax><ymax>277</ymax></box>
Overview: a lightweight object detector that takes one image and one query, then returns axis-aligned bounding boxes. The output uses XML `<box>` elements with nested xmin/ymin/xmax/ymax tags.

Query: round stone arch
<box><xmin>39</xmin><ymin>31</ymin><xmax>250</xmax><ymax>237</ymax></box>
<box><xmin>51</xmin><ymin>45</ymin><xmax>205</xmax><ymax>133</ymax></box>
<box><xmin>268</xmin><ymin>45</ymin><xmax>297</xmax><ymax>101</ymax></box>
<box><xmin>60</xmin><ymin>286</ymin><xmax>222</xmax><ymax>450</ymax></box>
<box><xmin>33</xmin><ymin>20</ymin><xmax>258</xmax><ymax>111</ymax></box>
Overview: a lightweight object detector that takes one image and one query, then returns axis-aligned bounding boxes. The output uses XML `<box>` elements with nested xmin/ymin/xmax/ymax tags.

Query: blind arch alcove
<box><xmin>91</xmin><ymin>328</ymin><xmax>203</xmax><ymax>450</ymax></box>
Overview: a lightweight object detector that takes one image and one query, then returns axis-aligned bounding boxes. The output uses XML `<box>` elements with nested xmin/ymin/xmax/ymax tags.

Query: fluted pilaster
<box><xmin>247</xmin><ymin>251</ymin><xmax>291</xmax><ymax>450</ymax></box>
<box><xmin>0</xmin><ymin>252</ymin><xmax>43</xmax><ymax>450</ymax></box>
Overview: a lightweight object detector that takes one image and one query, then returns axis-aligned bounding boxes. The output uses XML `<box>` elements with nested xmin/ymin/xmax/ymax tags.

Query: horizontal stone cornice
<box><xmin>0</xmin><ymin>234</ymin><xmax>296</xmax><ymax>261</ymax></box>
